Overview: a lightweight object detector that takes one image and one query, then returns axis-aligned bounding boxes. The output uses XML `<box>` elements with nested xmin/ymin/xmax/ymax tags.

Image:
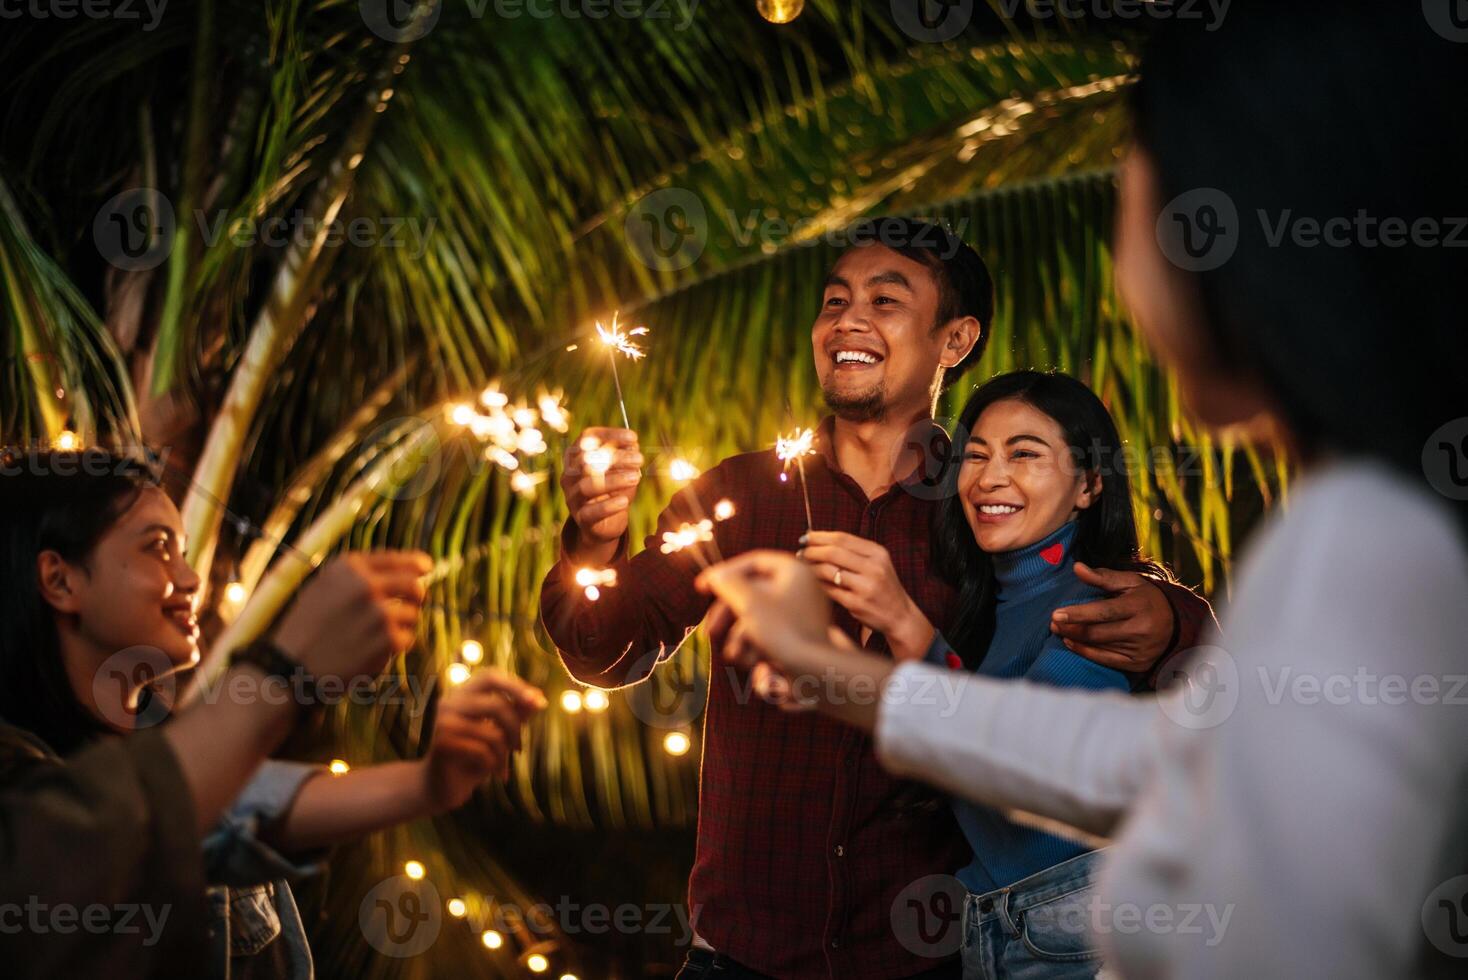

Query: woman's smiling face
<box><xmin>958</xmin><ymin>397</ymin><xmax>1099</xmax><ymax>554</ymax></box>
<box><xmin>45</xmin><ymin>486</ymin><xmax>203</xmax><ymax>670</ymax></box>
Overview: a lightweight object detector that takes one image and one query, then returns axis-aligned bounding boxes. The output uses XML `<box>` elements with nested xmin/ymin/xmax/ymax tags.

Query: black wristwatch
<box><xmin>229</xmin><ymin>638</ymin><xmax>318</xmax><ymax>707</ymax></box>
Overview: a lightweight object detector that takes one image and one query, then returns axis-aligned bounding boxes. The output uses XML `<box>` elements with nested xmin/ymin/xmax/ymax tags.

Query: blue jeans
<box><xmin>960</xmin><ymin>849</ymin><xmax>1105</xmax><ymax>980</ymax></box>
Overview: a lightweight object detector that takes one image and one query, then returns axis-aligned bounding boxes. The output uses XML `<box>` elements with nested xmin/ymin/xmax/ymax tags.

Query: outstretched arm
<box><xmin>540</xmin><ymin>430</ymin><xmax>735</xmax><ymax>687</ymax></box>
<box><xmin>268</xmin><ymin>669</ymin><xmax>545</xmax><ymax>851</ymax></box>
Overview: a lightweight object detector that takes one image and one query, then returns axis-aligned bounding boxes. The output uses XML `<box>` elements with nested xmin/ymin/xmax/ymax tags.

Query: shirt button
<box><xmin>831</xmin><ymin>938</ymin><xmax>840</xmax><ymax>948</ymax></box>
<box><xmin>979</xmin><ymin>897</ymin><xmax>994</xmax><ymax>914</ymax></box>
<box><xmin>834</xmin><ymin>845</ymin><xmax>844</xmax><ymax>857</ymax></box>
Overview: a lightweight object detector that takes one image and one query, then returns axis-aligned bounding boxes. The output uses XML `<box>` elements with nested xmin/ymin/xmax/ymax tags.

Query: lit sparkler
<box><xmin>594</xmin><ymin>311</ymin><xmax>649</xmax><ymax>428</ymax></box>
<box><xmin>713</xmin><ymin>498</ymin><xmax>736</xmax><ymax>522</ymax></box>
<box><xmin>575</xmin><ymin>566</ymin><xmax>618</xmax><ymax>602</ymax></box>
<box><xmin>775</xmin><ymin>427</ymin><xmax>817</xmax><ymax>533</ymax></box>
<box><xmin>660</xmin><ymin>519</ymin><xmax>715</xmax><ymax>556</ymax></box>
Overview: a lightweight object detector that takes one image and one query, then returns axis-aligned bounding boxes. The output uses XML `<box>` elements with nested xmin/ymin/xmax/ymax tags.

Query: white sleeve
<box><xmin>873</xmin><ymin>661</ymin><xmax>1163</xmax><ymax>837</ymax></box>
<box><xmin>1145</xmin><ymin>474</ymin><xmax>1468</xmax><ymax>979</ymax></box>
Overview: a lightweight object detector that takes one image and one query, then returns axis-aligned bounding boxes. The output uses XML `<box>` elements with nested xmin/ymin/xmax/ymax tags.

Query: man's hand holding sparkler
<box><xmin>562</xmin><ymin>426</ymin><xmax>644</xmax><ymax>566</ymax></box>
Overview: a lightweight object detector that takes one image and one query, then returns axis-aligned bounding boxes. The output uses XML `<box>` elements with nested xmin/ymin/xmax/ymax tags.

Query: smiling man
<box><xmin>540</xmin><ymin>218</ymin><xmax>1210</xmax><ymax>979</ymax></box>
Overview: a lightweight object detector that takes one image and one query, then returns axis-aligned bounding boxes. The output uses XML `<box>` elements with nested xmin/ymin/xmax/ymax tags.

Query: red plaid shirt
<box><xmin>540</xmin><ymin>418</ymin><xmax>1207</xmax><ymax>979</ymax></box>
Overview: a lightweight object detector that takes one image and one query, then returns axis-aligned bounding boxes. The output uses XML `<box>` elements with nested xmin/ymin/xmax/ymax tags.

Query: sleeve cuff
<box><xmin>202</xmin><ymin>761</ymin><xmax>328</xmax><ymax>886</ymax></box>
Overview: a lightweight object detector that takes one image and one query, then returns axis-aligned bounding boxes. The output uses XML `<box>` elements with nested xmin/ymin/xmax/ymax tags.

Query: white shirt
<box><xmin>875</xmin><ymin>460</ymin><xmax>1468</xmax><ymax>978</ymax></box>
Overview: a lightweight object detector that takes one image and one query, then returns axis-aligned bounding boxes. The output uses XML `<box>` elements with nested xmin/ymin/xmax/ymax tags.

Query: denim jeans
<box><xmin>960</xmin><ymin>849</ymin><xmax>1106</xmax><ymax>980</ymax></box>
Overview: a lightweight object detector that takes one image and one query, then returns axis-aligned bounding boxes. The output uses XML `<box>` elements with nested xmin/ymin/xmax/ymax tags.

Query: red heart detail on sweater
<box><xmin>1040</xmin><ymin>542</ymin><xmax>1064</xmax><ymax>565</ymax></box>
<box><xmin>945</xmin><ymin>652</ymin><xmax>964</xmax><ymax>670</ymax></box>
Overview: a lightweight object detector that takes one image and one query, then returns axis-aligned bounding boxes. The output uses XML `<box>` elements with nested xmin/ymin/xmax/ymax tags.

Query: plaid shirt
<box><xmin>540</xmin><ymin>418</ymin><xmax>1208</xmax><ymax>979</ymax></box>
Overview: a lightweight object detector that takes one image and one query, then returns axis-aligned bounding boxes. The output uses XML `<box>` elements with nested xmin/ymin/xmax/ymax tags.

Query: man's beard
<box><xmin>822</xmin><ymin>379</ymin><xmax>887</xmax><ymax>423</ymax></box>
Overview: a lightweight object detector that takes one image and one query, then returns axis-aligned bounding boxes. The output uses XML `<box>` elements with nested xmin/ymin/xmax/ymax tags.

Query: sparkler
<box><xmin>660</xmin><ymin>519</ymin><xmax>715</xmax><ymax>556</ymax></box>
<box><xmin>574</xmin><ymin>566</ymin><xmax>617</xmax><ymax>602</ymax></box>
<box><xmin>775</xmin><ymin>427</ymin><xmax>817</xmax><ymax>533</ymax></box>
<box><xmin>594</xmin><ymin>311</ymin><xmax>649</xmax><ymax>429</ymax></box>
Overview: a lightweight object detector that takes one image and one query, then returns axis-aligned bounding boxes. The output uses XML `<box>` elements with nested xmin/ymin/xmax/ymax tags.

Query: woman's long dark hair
<box><xmin>0</xmin><ymin>449</ymin><xmax>160</xmax><ymax>755</ymax></box>
<box><xmin>1130</xmin><ymin>5</ymin><xmax>1468</xmax><ymax>537</ymax></box>
<box><xmin>934</xmin><ymin>371</ymin><xmax>1169</xmax><ymax>668</ymax></box>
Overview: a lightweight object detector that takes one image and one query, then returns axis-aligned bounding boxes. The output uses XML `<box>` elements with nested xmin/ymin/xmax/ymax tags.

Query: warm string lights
<box><xmin>775</xmin><ymin>427</ymin><xmax>817</xmax><ymax>534</ymax></box>
<box><xmin>592</xmin><ymin>311</ymin><xmax>649</xmax><ymax>429</ymax></box>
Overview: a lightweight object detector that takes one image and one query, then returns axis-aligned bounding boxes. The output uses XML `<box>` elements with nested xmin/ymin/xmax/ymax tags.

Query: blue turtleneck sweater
<box><xmin>925</xmin><ymin>520</ymin><xmax>1131</xmax><ymax>893</ymax></box>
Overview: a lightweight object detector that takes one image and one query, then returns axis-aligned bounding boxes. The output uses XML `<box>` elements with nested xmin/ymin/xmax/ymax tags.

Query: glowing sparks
<box><xmin>595</xmin><ymin>311</ymin><xmax>649</xmax><ymax>361</ymax></box>
<box><xmin>481</xmin><ymin>929</ymin><xmax>504</xmax><ymax>949</ymax></box>
<box><xmin>447</xmin><ymin>663</ymin><xmax>471</xmax><ymax>686</ymax></box>
<box><xmin>660</xmin><ymin>519</ymin><xmax>714</xmax><ymax>555</ymax></box>
<box><xmin>663</xmin><ymin>731</ymin><xmax>692</xmax><ymax>756</ymax></box>
<box><xmin>537</xmin><ymin>389</ymin><xmax>570</xmax><ymax>433</ymax></box>
<box><xmin>479</xmin><ymin>383</ymin><xmax>509</xmax><ymax>410</ymax></box>
<box><xmin>593</xmin><ymin>311</ymin><xmax>649</xmax><ymax>427</ymax></box>
<box><xmin>713</xmin><ymin>498</ymin><xmax>736</xmax><ymax>521</ymax></box>
<box><xmin>584</xmin><ymin>689</ymin><xmax>609</xmax><ymax>712</ymax></box>
<box><xmin>448</xmin><ymin>898</ymin><xmax>467</xmax><ymax>918</ymax></box>
<box><xmin>460</xmin><ymin>639</ymin><xmax>484</xmax><ymax>664</ymax></box>
<box><xmin>451</xmin><ymin>379</ymin><xmax>568</xmax><ymax>498</ymax></box>
<box><xmin>404</xmin><ymin>861</ymin><xmax>426</xmax><ymax>880</ymax></box>
<box><xmin>575</xmin><ymin>566</ymin><xmax>617</xmax><ymax>601</ymax></box>
<box><xmin>511</xmin><ymin>470</ymin><xmax>548</xmax><ymax>498</ymax></box>
<box><xmin>55</xmin><ymin>429</ymin><xmax>80</xmax><ymax>451</ymax></box>
<box><xmin>560</xmin><ymin>690</ymin><xmax>584</xmax><ymax>713</ymax></box>
<box><xmin>775</xmin><ymin>427</ymin><xmax>817</xmax><ymax>534</ymax></box>
<box><xmin>580</xmin><ymin>435</ymin><xmax>614</xmax><ymax>477</ymax></box>
<box><xmin>668</xmin><ymin>458</ymin><xmax>699</xmax><ymax>483</ymax></box>
<box><xmin>328</xmin><ymin>759</ymin><xmax>350</xmax><ymax>775</ymax></box>
<box><xmin>775</xmin><ymin>427</ymin><xmax>816</xmax><ymax>467</ymax></box>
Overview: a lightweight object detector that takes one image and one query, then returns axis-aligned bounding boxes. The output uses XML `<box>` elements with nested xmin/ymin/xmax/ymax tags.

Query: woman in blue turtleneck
<box><xmin>802</xmin><ymin>370</ymin><xmax>1171</xmax><ymax>979</ymax></box>
<box><xmin>925</xmin><ymin>370</ymin><xmax>1172</xmax><ymax>979</ymax></box>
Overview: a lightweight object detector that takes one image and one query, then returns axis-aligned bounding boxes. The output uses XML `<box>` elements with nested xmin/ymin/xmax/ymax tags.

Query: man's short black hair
<box><xmin>841</xmin><ymin>216</ymin><xmax>995</xmax><ymax>389</ymax></box>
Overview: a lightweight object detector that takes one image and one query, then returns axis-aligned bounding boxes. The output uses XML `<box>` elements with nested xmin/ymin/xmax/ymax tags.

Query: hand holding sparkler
<box><xmin>561</xmin><ymin>427</ymin><xmax>644</xmax><ymax>565</ymax></box>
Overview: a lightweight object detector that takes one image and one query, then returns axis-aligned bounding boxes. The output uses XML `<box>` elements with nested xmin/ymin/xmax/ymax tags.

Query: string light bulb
<box><xmin>526</xmin><ymin>953</ymin><xmax>550</xmax><ymax>973</ymax></box>
<box><xmin>584</xmin><ymin>689</ymin><xmax>609</xmax><ymax>712</ymax></box>
<box><xmin>460</xmin><ymin>639</ymin><xmax>484</xmax><ymax>664</ymax></box>
<box><xmin>481</xmin><ymin>929</ymin><xmax>504</xmax><ymax>949</ymax></box>
<box><xmin>664</xmin><ymin>731</ymin><xmax>692</xmax><ymax>756</ymax></box>
<box><xmin>560</xmin><ymin>690</ymin><xmax>584</xmax><ymax>714</ymax></box>
<box><xmin>403</xmin><ymin>860</ymin><xmax>426</xmax><ymax>880</ymax></box>
<box><xmin>223</xmin><ymin>581</ymin><xmax>248</xmax><ymax>606</ymax></box>
<box><xmin>448</xmin><ymin>898</ymin><xmax>467</xmax><ymax>918</ymax></box>
<box><xmin>329</xmin><ymin>759</ymin><xmax>350</xmax><ymax>775</ymax></box>
<box><xmin>448</xmin><ymin>663</ymin><xmax>471</xmax><ymax>686</ymax></box>
<box><xmin>55</xmin><ymin>429</ymin><xmax>80</xmax><ymax>451</ymax></box>
<box><xmin>756</xmin><ymin>0</ymin><xmax>804</xmax><ymax>24</ymax></box>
